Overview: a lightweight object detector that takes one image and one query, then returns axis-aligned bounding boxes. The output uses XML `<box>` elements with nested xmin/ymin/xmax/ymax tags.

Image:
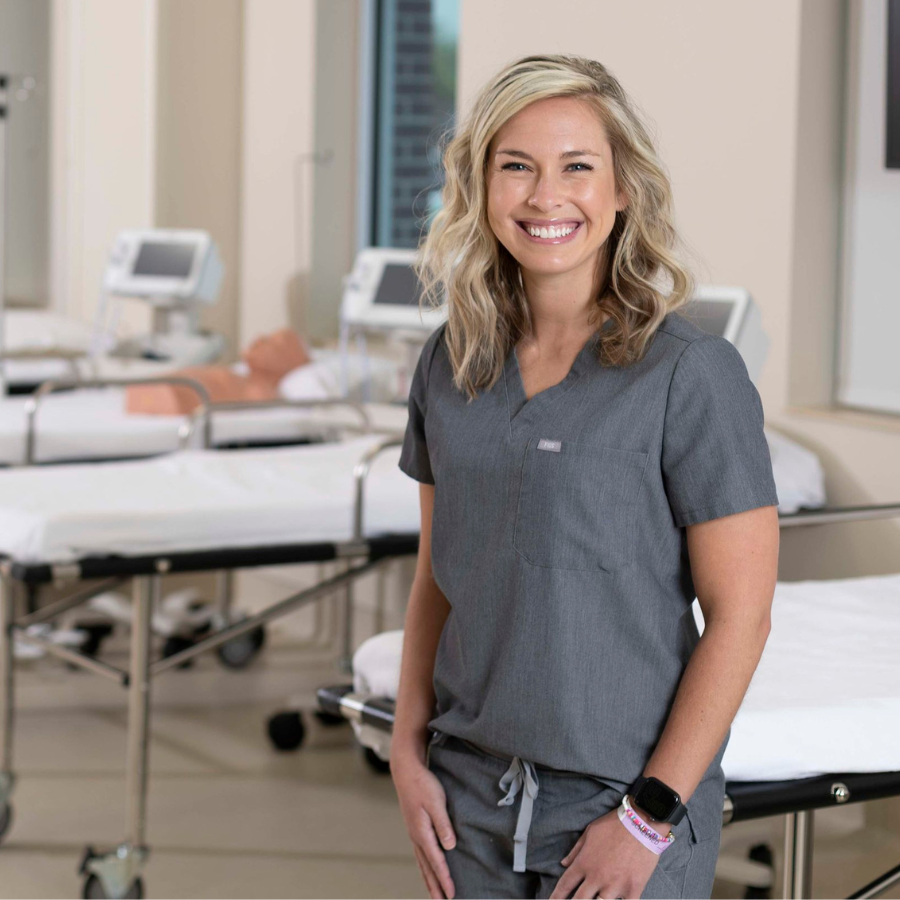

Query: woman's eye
<box><xmin>499</xmin><ymin>162</ymin><xmax>594</xmax><ymax>172</ymax></box>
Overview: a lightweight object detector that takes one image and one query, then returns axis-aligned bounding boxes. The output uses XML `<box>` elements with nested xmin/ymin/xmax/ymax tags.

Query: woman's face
<box><xmin>486</xmin><ymin>95</ymin><xmax>626</xmax><ymax>285</ymax></box>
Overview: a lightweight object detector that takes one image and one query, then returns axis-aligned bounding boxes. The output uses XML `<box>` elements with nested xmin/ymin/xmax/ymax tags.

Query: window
<box><xmin>365</xmin><ymin>0</ymin><xmax>460</xmax><ymax>249</ymax></box>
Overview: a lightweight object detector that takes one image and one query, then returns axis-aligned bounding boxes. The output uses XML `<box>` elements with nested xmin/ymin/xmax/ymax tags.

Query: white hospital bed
<box><xmin>0</xmin><ymin>348</ymin><xmax>404</xmax><ymax>466</ymax></box>
<box><xmin>0</xmin><ymin>432</ymin><xmax>419</xmax><ymax>898</ymax></box>
<box><xmin>315</xmin><ymin>503</ymin><xmax>900</xmax><ymax>900</ymax></box>
<box><xmin>319</xmin><ymin>517</ymin><xmax>900</xmax><ymax>900</ymax></box>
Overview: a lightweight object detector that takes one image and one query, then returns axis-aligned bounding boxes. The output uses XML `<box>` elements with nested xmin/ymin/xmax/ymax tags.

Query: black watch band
<box><xmin>628</xmin><ymin>775</ymin><xmax>686</xmax><ymax>825</ymax></box>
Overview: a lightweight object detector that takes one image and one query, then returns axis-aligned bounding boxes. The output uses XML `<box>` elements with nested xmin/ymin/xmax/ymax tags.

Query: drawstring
<box><xmin>497</xmin><ymin>756</ymin><xmax>540</xmax><ymax>872</ymax></box>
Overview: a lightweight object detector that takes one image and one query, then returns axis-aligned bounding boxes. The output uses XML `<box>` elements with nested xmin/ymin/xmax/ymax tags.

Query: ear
<box><xmin>615</xmin><ymin>189</ymin><xmax>629</xmax><ymax>212</ymax></box>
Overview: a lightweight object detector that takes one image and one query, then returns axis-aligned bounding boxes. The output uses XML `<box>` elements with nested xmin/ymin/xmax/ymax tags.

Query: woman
<box><xmin>390</xmin><ymin>54</ymin><xmax>779</xmax><ymax>900</ymax></box>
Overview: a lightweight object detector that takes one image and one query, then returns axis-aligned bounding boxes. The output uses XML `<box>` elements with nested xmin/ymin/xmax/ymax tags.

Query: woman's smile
<box><xmin>515</xmin><ymin>220</ymin><xmax>584</xmax><ymax>244</ymax></box>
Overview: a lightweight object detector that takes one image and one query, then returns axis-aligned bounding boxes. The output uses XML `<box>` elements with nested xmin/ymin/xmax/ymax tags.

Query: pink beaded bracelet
<box><xmin>617</xmin><ymin>795</ymin><xmax>675</xmax><ymax>855</ymax></box>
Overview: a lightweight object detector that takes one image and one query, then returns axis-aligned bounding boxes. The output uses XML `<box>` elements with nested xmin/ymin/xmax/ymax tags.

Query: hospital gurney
<box><xmin>0</xmin><ymin>348</ymin><xmax>405</xmax><ymax>466</ymax></box>
<box><xmin>315</xmin><ymin>503</ymin><xmax>900</xmax><ymax>900</ymax></box>
<box><xmin>0</xmin><ymin>431</ymin><xmax>421</xmax><ymax>898</ymax></box>
<box><xmin>8</xmin><ymin>390</ymin><xmax>406</xmax><ymax>669</ymax></box>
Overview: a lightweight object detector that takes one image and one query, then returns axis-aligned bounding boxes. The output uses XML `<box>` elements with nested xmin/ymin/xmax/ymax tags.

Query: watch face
<box><xmin>636</xmin><ymin>778</ymin><xmax>679</xmax><ymax>821</ymax></box>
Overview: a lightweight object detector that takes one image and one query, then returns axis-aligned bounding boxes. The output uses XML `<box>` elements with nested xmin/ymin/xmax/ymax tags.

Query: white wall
<box><xmin>837</xmin><ymin>0</ymin><xmax>900</xmax><ymax>414</ymax></box>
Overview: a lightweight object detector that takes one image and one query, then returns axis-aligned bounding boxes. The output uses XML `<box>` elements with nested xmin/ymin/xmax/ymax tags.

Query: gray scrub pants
<box><xmin>425</xmin><ymin>731</ymin><xmax>723</xmax><ymax>900</ymax></box>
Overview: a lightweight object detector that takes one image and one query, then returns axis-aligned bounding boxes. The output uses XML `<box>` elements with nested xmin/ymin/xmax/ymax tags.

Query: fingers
<box><xmin>549</xmin><ymin>870</ymin><xmax>581</xmax><ymax>900</ymax></box>
<box><xmin>430</xmin><ymin>804</ymin><xmax>457</xmax><ymax>852</ymax></box>
<box><xmin>413</xmin><ymin>844</ymin><xmax>445</xmax><ymax>899</ymax></box>
<box><xmin>572</xmin><ymin>881</ymin><xmax>600</xmax><ymax>899</ymax></box>
<box><xmin>560</xmin><ymin>832</ymin><xmax>586</xmax><ymax>867</ymax></box>
<box><xmin>416</xmin><ymin>807</ymin><xmax>456</xmax><ymax>899</ymax></box>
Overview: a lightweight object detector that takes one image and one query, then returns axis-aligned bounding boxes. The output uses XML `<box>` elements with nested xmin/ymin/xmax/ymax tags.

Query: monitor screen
<box><xmin>373</xmin><ymin>264</ymin><xmax>423</xmax><ymax>307</ymax></box>
<box><xmin>132</xmin><ymin>242</ymin><xmax>196</xmax><ymax>279</ymax></box>
<box><xmin>680</xmin><ymin>300</ymin><xmax>734</xmax><ymax>337</ymax></box>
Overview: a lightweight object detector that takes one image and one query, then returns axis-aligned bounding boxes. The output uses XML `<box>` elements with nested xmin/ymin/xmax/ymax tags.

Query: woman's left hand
<box><xmin>549</xmin><ymin>806</ymin><xmax>660</xmax><ymax>899</ymax></box>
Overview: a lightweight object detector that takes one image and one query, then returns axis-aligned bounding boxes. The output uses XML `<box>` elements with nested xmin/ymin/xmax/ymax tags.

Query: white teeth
<box><xmin>526</xmin><ymin>224</ymin><xmax>577</xmax><ymax>239</ymax></box>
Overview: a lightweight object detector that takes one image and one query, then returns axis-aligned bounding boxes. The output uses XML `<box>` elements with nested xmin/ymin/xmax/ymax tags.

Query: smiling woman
<box><xmin>391</xmin><ymin>53</ymin><xmax>779</xmax><ymax>900</ymax></box>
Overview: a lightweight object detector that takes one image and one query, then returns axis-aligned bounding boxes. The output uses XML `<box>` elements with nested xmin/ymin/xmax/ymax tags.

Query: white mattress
<box><xmin>713</xmin><ymin>572</ymin><xmax>900</xmax><ymax>780</ymax></box>
<box><xmin>352</xmin><ymin>572</ymin><xmax>900</xmax><ymax>782</ymax></box>
<box><xmin>0</xmin><ymin>436</ymin><xmax>420</xmax><ymax>564</ymax></box>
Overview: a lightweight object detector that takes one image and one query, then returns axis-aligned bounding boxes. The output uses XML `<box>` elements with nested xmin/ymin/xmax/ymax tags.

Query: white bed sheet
<box><xmin>0</xmin><ymin>436</ymin><xmax>419</xmax><ymax>564</ymax></box>
<box><xmin>711</xmin><ymin>572</ymin><xmax>900</xmax><ymax>780</ymax></box>
<box><xmin>0</xmin><ymin>387</ymin><xmax>409</xmax><ymax>466</ymax></box>
<box><xmin>0</xmin><ymin>348</ymin><xmax>406</xmax><ymax>464</ymax></box>
<box><xmin>352</xmin><ymin>572</ymin><xmax>900</xmax><ymax>782</ymax></box>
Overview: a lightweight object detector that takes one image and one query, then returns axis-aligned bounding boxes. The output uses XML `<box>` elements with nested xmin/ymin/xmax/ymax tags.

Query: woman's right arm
<box><xmin>391</xmin><ymin>482</ymin><xmax>457</xmax><ymax>899</ymax></box>
<box><xmin>391</xmin><ymin>482</ymin><xmax>450</xmax><ymax>763</ymax></box>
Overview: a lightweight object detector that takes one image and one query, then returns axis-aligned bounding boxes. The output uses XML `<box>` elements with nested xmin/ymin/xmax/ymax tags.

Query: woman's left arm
<box><xmin>635</xmin><ymin>502</ymin><xmax>780</xmax><ymax>817</ymax></box>
<box><xmin>550</xmin><ymin>503</ymin><xmax>779</xmax><ymax>900</ymax></box>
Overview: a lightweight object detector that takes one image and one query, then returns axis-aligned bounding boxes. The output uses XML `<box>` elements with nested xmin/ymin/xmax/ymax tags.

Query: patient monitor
<box><xmin>338</xmin><ymin>248</ymin><xmax>446</xmax><ymax>400</ymax></box>
<box><xmin>94</xmin><ymin>229</ymin><xmax>225</xmax><ymax>365</ymax></box>
<box><xmin>681</xmin><ymin>286</ymin><xmax>768</xmax><ymax>385</ymax></box>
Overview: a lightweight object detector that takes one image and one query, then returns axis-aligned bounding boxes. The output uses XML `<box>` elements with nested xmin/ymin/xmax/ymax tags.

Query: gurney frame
<box><xmin>0</xmin><ymin>428</ymin><xmax>415</xmax><ymax>899</ymax></box>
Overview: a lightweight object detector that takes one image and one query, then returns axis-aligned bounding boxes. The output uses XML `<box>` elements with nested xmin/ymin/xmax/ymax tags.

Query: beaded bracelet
<box><xmin>617</xmin><ymin>795</ymin><xmax>675</xmax><ymax>855</ymax></box>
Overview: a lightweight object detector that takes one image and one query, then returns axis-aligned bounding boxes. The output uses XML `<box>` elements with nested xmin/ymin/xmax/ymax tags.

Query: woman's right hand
<box><xmin>391</xmin><ymin>747</ymin><xmax>457</xmax><ymax>900</ymax></box>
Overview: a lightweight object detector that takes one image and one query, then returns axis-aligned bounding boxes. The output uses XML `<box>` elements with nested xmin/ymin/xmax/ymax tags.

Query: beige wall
<box><xmin>50</xmin><ymin>0</ymin><xmax>157</xmax><ymax>337</ymax></box>
<box><xmin>50</xmin><ymin>0</ymin><xmax>243</xmax><ymax>352</ymax></box>
<box><xmin>155</xmin><ymin>0</ymin><xmax>242</xmax><ymax>360</ymax></box>
<box><xmin>239</xmin><ymin>0</ymin><xmax>317</xmax><ymax>347</ymax></box>
<box><xmin>458</xmin><ymin>0</ymin><xmax>900</xmax><ymax>583</ymax></box>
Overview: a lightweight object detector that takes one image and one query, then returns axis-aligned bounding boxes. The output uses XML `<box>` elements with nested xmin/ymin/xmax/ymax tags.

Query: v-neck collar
<box><xmin>503</xmin><ymin>318</ymin><xmax>611</xmax><ymax>434</ymax></box>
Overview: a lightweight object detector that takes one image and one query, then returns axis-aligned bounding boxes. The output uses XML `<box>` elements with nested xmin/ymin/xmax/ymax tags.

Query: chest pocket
<box><xmin>513</xmin><ymin>439</ymin><xmax>649</xmax><ymax>572</ymax></box>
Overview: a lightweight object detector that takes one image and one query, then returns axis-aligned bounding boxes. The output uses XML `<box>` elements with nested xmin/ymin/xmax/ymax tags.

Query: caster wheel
<box><xmin>267</xmin><ymin>711</ymin><xmax>306</xmax><ymax>751</ymax></box>
<box><xmin>743</xmin><ymin>842</ymin><xmax>774</xmax><ymax>899</ymax></box>
<box><xmin>364</xmin><ymin>746</ymin><xmax>391</xmax><ymax>774</ymax></box>
<box><xmin>161</xmin><ymin>635</ymin><xmax>196</xmax><ymax>670</ymax></box>
<box><xmin>79</xmin><ymin>624</ymin><xmax>114</xmax><ymax>658</ymax></box>
<box><xmin>216</xmin><ymin>624</ymin><xmax>266</xmax><ymax>669</ymax></box>
<box><xmin>314</xmin><ymin>709</ymin><xmax>347</xmax><ymax>727</ymax></box>
<box><xmin>81</xmin><ymin>874</ymin><xmax>144</xmax><ymax>899</ymax></box>
<box><xmin>0</xmin><ymin>801</ymin><xmax>12</xmax><ymax>845</ymax></box>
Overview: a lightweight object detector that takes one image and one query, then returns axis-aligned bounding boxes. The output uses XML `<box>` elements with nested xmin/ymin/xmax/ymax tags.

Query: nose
<box><xmin>527</xmin><ymin>171</ymin><xmax>564</xmax><ymax>211</ymax></box>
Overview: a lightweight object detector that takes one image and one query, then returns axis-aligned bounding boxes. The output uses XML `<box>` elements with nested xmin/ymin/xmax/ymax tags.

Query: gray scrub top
<box><xmin>398</xmin><ymin>311</ymin><xmax>779</xmax><ymax>789</ymax></box>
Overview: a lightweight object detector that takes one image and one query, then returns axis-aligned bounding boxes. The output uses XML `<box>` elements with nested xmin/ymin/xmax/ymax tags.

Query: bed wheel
<box><xmin>79</xmin><ymin>624</ymin><xmax>114</xmax><ymax>658</ymax></box>
<box><xmin>161</xmin><ymin>635</ymin><xmax>196</xmax><ymax>669</ymax></box>
<box><xmin>313</xmin><ymin>710</ymin><xmax>347</xmax><ymax>727</ymax></box>
<box><xmin>744</xmin><ymin>843</ymin><xmax>774</xmax><ymax>899</ymax></box>
<box><xmin>0</xmin><ymin>801</ymin><xmax>12</xmax><ymax>844</ymax></box>
<box><xmin>364</xmin><ymin>747</ymin><xmax>391</xmax><ymax>774</ymax></box>
<box><xmin>267</xmin><ymin>711</ymin><xmax>306</xmax><ymax>751</ymax></box>
<box><xmin>81</xmin><ymin>874</ymin><xmax>144</xmax><ymax>899</ymax></box>
<box><xmin>216</xmin><ymin>624</ymin><xmax>266</xmax><ymax>669</ymax></box>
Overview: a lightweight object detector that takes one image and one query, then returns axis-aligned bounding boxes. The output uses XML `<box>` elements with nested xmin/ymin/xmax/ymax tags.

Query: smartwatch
<box><xmin>628</xmin><ymin>775</ymin><xmax>686</xmax><ymax>825</ymax></box>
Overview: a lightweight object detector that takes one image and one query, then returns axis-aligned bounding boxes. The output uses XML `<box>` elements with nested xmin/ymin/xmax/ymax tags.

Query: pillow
<box><xmin>277</xmin><ymin>360</ymin><xmax>341</xmax><ymax>401</ymax></box>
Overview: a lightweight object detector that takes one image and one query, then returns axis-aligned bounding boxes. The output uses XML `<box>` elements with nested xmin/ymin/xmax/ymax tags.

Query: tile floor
<box><xmin>0</xmin><ymin>584</ymin><xmax>897</xmax><ymax>899</ymax></box>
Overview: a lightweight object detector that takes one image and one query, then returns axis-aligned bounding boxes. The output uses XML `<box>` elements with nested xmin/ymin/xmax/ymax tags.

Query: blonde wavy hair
<box><xmin>415</xmin><ymin>54</ymin><xmax>697</xmax><ymax>401</ymax></box>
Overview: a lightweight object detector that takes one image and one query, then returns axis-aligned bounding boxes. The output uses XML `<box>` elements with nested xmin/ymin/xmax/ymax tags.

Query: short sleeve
<box><xmin>398</xmin><ymin>326</ymin><xmax>443</xmax><ymax>485</ymax></box>
<box><xmin>662</xmin><ymin>336</ymin><xmax>779</xmax><ymax>527</ymax></box>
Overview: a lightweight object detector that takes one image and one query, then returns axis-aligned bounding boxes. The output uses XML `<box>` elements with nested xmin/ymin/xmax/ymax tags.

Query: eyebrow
<box><xmin>495</xmin><ymin>149</ymin><xmax>601</xmax><ymax>160</ymax></box>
